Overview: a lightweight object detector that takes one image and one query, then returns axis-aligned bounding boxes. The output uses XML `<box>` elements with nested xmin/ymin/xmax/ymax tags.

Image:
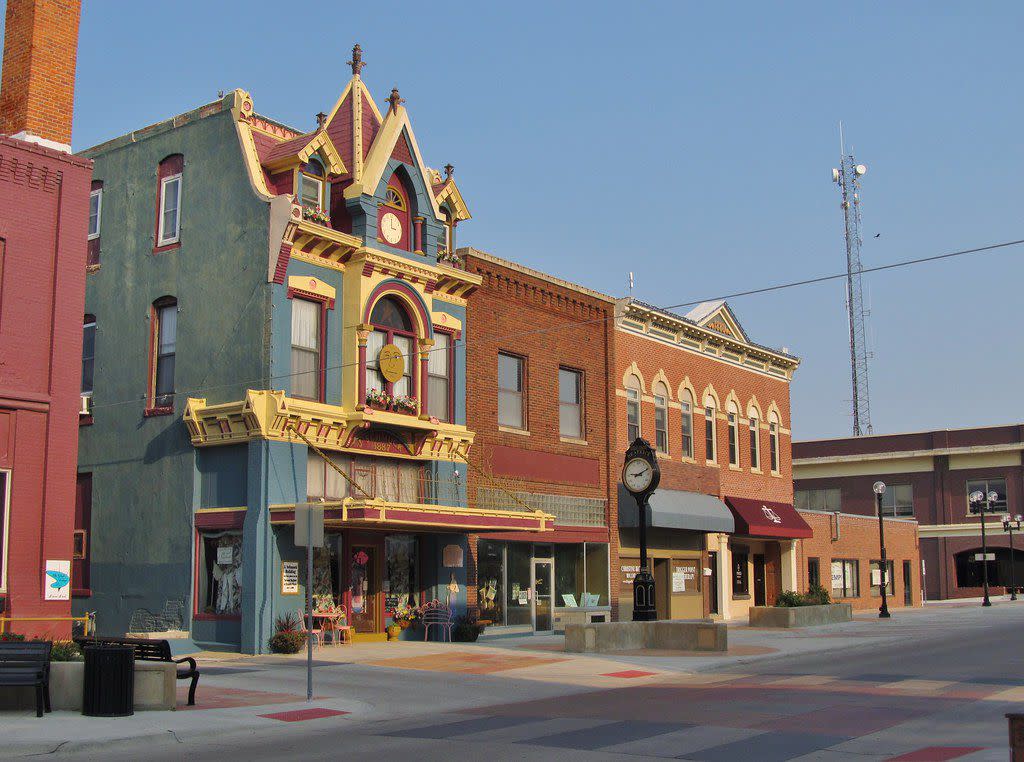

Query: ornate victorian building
<box><xmin>76</xmin><ymin>47</ymin><xmax>550</xmax><ymax>651</ymax></box>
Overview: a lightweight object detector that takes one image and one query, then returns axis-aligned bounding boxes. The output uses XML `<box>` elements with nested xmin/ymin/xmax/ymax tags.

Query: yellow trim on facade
<box><xmin>289</xmin><ymin>249</ymin><xmax>346</xmax><ymax>272</ymax></box>
<box><xmin>794</xmin><ymin>456</ymin><xmax>935</xmax><ymax>479</ymax></box>
<box><xmin>184</xmin><ymin>390</ymin><xmax>474</xmax><ymax>462</ymax></box>
<box><xmin>431</xmin><ymin>177</ymin><xmax>471</xmax><ymax>221</ymax></box>
<box><xmin>287</xmin><ymin>275</ymin><xmax>336</xmax><ymax>301</ymax></box>
<box><xmin>195</xmin><ymin>507</ymin><xmax>247</xmax><ymax>514</ymax></box>
<box><xmin>948</xmin><ymin>451</ymin><xmax>1022</xmax><ymax>470</ymax></box>
<box><xmin>431</xmin><ymin>310</ymin><xmax>462</xmax><ymax>332</ymax></box>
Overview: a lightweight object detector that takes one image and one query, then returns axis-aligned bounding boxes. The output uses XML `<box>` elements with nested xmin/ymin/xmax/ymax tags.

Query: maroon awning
<box><xmin>725</xmin><ymin>497</ymin><xmax>813</xmax><ymax>539</ymax></box>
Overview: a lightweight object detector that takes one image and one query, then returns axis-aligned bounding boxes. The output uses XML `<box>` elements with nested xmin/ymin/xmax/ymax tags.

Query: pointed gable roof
<box><xmin>261</xmin><ymin>128</ymin><xmax>345</xmax><ymax>174</ymax></box>
<box><xmin>685</xmin><ymin>300</ymin><xmax>748</xmax><ymax>341</ymax></box>
<box><xmin>430</xmin><ymin>172</ymin><xmax>471</xmax><ymax>221</ymax></box>
<box><xmin>320</xmin><ymin>74</ymin><xmax>384</xmax><ymax>184</ymax></box>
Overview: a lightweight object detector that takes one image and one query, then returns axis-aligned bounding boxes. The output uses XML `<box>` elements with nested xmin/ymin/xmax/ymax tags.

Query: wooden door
<box><xmin>349</xmin><ymin>545</ymin><xmax>379</xmax><ymax>633</ymax></box>
<box><xmin>753</xmin><ymin>554</ymin><xmax>767</xmax><ymax>606</ymax></box>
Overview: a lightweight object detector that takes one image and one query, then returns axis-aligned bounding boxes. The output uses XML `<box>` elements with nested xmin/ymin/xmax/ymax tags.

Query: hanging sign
<box><xmin>442</xmin><ymin>544</ymin><xmax>464</xmax><ymax>568</ymax></box>
<box><xmin>281</xmin><ymin>561</ymin><xmax>299</xmax><ymax>595</ymax></box>
<box><xmin>44</xmin><ymin>560</ymin><xmax>71</xmax><ymax>601</ymax></box>
<box><xmin>378</xmin><ymin>344</ymin><xmax>405</xmax><ymax>383</ymax></box>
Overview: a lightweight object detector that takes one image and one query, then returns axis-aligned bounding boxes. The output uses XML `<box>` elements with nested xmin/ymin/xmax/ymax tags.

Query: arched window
<box><xmin>769</xmin><ymin>411</ymin><xmax>780</xmax><ymax>473</ymax></box>
<box><xmin>379</xmin><ymin>171</ymin><xmax>412</xmax><ymax>250</ymax></box>
<box><xmin>704</xmin><ymin>396</ymin><xmax>717</xmax><ymax>464</ymax></box>
<box><xmin>748</xmin><ymin>410</ymin><xmax>760</xmax><ymax>471</ymax></box>
<box><xmin>653</xmin><ymin>381</ymin><xmax>669</xmax><ymax>454</ymax></box>
<box><xmin>299</xmin><ymin>158</ymin><xmax>326</xmax><ymax>210</ymax></box>
<box><xmin>149</xmin><ymin>297</ymin><xmax>177</xmax><ymax>411</ymax></box>
<box><xmin>680</xmin><ymin>389</ymin><xmax>693</xmax><ymax>459</ymax></box>
<box><xmin>156</xmin><ymin>154</ymin><xmax>183</xmax><ymax>248</ymax></box>
<box><xmin>365</xmin><ymin>296</ymin><xmax>415</xmax><ymax>402</ymax></box>
<box><xmin>727</xmin><ymin>402</ymin><xmax>740</xmax><ymax>467</ymax></box>
<box><xmin>626</xmin><ymin>375</ymin><xmax>642</xmax><ymax>442</ymax></box>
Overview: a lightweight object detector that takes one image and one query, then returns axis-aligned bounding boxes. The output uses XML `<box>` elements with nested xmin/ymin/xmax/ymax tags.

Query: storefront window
<box><xmin>477</xmin><ymin>540</ymin><xmax>504</xmax><ymax>624</ymax></box>
<box><xmin>870</xmin><ymin>560</ymin><xmax>895</xmax><ymax>596</ymax></box>
<box><xmin>831</xmin><ymin>559</ymin><xmax>860</xmax><ymax>598</ymax></box>
<box><xmin>385</xmin><ymin>535</ymin><xmax>417</xmax><ymax>613</ymax></box>
<box><xmin>197</xmin><ymin>531</ymin><xmax>242</xmax><ymax>615</ymax></box>
<box><xmin>506</xmin><ymin>542</ymin><xmax>532</xmax><ymax>625</ymax></box>
<box><xmin>732</xmin><ymin>549</ymin><xmax>749</xmax><ymax>596</ymax></box>
<box><xmin>555</xmin><ymin>544</ymin><xmax>584</xmax><ymax>607</ymax></box>
<box><xmin>585</xmin><ymin>543</ymin><xmax>610</xmax><ymax>605</ymax></box>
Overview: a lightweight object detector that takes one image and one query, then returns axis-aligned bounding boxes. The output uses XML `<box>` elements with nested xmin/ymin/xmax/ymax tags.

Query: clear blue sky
<box><xmin>29</xmin><ymin>1</ymin><xmax>1024</xmax><ymax>439</ymax></box>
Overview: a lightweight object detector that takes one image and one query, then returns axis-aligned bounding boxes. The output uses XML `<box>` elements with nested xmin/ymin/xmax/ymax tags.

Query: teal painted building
<box><xmin>75</xmin><ymin>52</ymin><xmax>551</xmax><ymax>652</ymax></box>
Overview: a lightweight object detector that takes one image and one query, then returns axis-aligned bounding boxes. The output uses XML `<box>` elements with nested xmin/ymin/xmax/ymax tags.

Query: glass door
<box><xmin>532</xmin><ymin>559</ymin><xmax>553</xmax><ymax>632</ymax></box>
<box><xmin>350</xmin><ymin>545</ymin><xmax>379</xmax><ymax>633</ymax></box>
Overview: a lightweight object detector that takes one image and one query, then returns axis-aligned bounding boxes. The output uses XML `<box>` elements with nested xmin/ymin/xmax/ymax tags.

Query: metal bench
<box><xmin>0</xmin><ymin>641</ymin><xmax>51</xmax><ymax>717</ymax></box>
<box><xmin>421</xmin><ymin>600</ymin><xmax>453</xmax><ymax>642</ymax></box>
<box><xmin>76</xmin><ymin>636</ymin><xmax>199</xmax><ymax>706</ymax></box>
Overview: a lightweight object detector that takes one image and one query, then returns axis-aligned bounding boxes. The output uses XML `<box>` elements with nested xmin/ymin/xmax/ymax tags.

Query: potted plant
<box><xmin>302</xmin><ymin>205</ymin><xmax>330</xmax><ymax>225</ymax></box>
<box><xmin>268</xmin><ymin>612</ymin><xmax>308</xmax><ymax>654</ymax></box>
<box><xmin>392</xmin><ymin>602</ymin><xmax>419</xmax><ymax>630</ymax></box>
<box><xmin>392</xmin><ymin>395</ymin><xmax>418</xmax><ymax>415</ymax></box>
<box><xmin>451</xmin><ymin>611</ymin><xmax>486</xmax><ymax>642</ymax></box>
<box><xmin>365</xmin><ymin>389</ymin><xmax>392</xmax><ymax>411</ymax></box>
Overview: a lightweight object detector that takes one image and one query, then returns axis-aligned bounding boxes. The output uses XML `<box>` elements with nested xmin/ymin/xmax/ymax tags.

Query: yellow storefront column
<box><xmin>781</xmin><ymin>539</ymin><xmax>799</xmax><ymax>593</ymax></box>
<box><xmin>717</xmin><ymin>533</ymin><xmax>731</xmax><ymax>621</ymax></box>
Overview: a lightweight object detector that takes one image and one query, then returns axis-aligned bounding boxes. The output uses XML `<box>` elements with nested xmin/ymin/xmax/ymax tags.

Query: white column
<box><xmin>718</xmin><ymin>534</ymin><xmax>731</xmax><ymax>621</ymax></box>
<box><xmin>781</xmin><ymin>539</ymin><xmax>799</xmax><ymax>592</ymax></box>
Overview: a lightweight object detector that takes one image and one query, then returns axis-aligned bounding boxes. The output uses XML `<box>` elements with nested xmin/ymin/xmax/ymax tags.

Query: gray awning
<box><xmin>618</xmin><ymin>484</ymin><xmax>735</xmax><ymax>533</ymax></box>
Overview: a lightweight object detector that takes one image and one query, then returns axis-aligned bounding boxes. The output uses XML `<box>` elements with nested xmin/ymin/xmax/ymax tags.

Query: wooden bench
<box><xmin>76</xmin><ymin>637</ymin><xmax>200</xmax><ymax>706</ymax></box>
<box><xmin>0</xmin><ymin>641</ymin><xmax>51</xmax><ymax>717</ymax></box>
<box><xmin>421</xmin><ymin>600</ymin><xmax>453</xmax><ymax>642</ymax></box>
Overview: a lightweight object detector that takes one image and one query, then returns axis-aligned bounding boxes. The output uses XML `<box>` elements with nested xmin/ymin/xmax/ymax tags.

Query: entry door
<box><xmin>350</xmin><ymin>545</ymin><xmax>379</xmax><ymax>633</ymax></box>
<box><xmin>753</xmin><ymin>554</ymin><xmax>767</xmax><ymax>607</ymax></box>
<box><xmin>903</xmin><ymin>560</ymin><xmax>913</xmax><ymax>605</ymax></box>
<box><xmin>708</xmin><ymin>551</ymin><xmax>719</xmax><ymax>615</ymax></box>
<box><xmin>532</xmin><ymin>560</ymin><xmax>553</xmax><ymax>632</ymax></box>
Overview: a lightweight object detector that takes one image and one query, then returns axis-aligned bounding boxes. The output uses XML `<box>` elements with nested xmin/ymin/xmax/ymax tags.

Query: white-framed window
<box><xmin>498</xmin><ymin>352</ymin><xmax>525</xmax><ymax>429</ymax></box>
<box><xmin>158</xmin><ymin>174</ymin><xmax>182</xmax><ymax>245</ymax></box>
<box><xmin>769</xmin><ymin>414</ymin><xmax>780</xmax><ymax>473</ymax></box>
<box><xmin>880</xmin><ymin>484</ymin><xmax>914</xmax><ymax>517</ymax></box>
<box><xmin>749</xmin><ymin>416</ymin><xmax>760</xmax><ymax>470</ymax></box>
<box><xmin>0</xmin><ymin>470</ymin><xmax>9</xmax><ymax>593</ymax></box>
<box><xmin>831</xmin><ymin>558</ymin><xmax>859</xmax><ymax>598</ymax></box>
<box><xmin>704</xmin><ymin>404</ymin><xmax>717</xmax><ymax>464</ymax></box>
<box><xmin>966</xmin><ymin>477</ymin><xmax>1008</xmax><ymax>514</ymax></box>
<box><xmin>559</xmin><ymin>367</ymin><xmax>583</xmax><ymax>439</ymax></box>
<box><xmin>82</xmin><ymin>316</ymin><xmax>96</xmax><ymax>396</ymax></box>
<box><xmin>88</xmin><ymin>189</ymin><xmax>102</xmax><ymax>240</ymax></box>
<box><xmin>428</xmin><ymin>332</ymin><xmax>452</xmax><ymax>423</ymax></box>
<box><xmin>152</xmin><ymin>298</ymin><xmax>177</xmax><ymax>408</ymax></box>
<box><xmin>727</xmin><ymin>405</ymin><xmax>740</xmax><ymax>466</ymax></box>
<box><xmin>290</xmin><ymin>298</ymin><xmax>321</xmax><ymax>401</ymax></box>
<box><xmin>300</xmin><ymin>159</ymin><xmax>325</xmax><ymax>209</ymax></box>
<box><xmin>680</xmin><ymin>390</ymin><xmax>693</xmax><ymax>459</ymax></box>
<box><xmin>653</xmin><ymin>383</ymin><xmax>668</xmax><ymax>454</ymax></box>
<box><xmin>626</xmin><ymin>377</ymin><xmax>641</xmax><ymax>442</ymax></box>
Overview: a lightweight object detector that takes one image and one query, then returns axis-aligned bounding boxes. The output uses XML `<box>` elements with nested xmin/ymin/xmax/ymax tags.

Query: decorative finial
<box><xmin>387</xmin><ymin>88</ymin><xmax>405</xmax><ymax>114</ymax></box>
<box><xmin>443</xmin><ymin>163</ymin><xmax>454</xmax><ymax>180</ymax></box>
<box><xmin>348</xmin><ymin>44</ymin><xmax>366</xmax><ymax>76</ymax></box>
<box><xmin>315</xmin><ymin>111</ymin><xmax>327</xmax><ymax>129</ymax></box>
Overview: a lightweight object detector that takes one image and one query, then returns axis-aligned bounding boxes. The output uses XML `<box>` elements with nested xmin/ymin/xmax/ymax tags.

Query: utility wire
<box><xmin>87</xmin><ymin>237</ymin><xmax>1024</xmax><ymax>413</ymax></box>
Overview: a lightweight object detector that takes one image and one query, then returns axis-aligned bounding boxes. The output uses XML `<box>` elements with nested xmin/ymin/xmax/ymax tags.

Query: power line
<box><xmin>87</xmin><ymin>237</ymin><xmax>1024</xmax><ymax>413</ymax></box>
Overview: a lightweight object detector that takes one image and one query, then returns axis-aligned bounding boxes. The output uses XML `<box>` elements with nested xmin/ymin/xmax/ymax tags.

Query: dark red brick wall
<box><xmin>0</xmin><ymin>135</ymin><xmax>92</xmax><ymax>637</ymax></box>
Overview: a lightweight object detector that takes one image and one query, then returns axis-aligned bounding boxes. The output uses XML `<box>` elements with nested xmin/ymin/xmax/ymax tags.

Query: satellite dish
<box><xmin>855</xmin><ymin>164</ymin><xmax>867</xmax><ymax>176</ymax></box>
<box><xmin>831</xmin><ymin>168</ymin><xmax>840</xmax><ymax>183</ymax></box>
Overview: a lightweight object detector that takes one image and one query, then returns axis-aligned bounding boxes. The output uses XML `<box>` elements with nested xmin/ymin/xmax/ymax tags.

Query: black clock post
<box><xmin>623</xmin><ymin>438</ymin><xmax>660</xmax><ymax>621</ymax></box>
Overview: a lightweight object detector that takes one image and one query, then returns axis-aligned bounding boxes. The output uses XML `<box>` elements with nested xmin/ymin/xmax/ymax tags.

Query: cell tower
<box><xmin>832</xmin><ymin>125</ymin><xmax>872</xmax><ymax>436</ymax></box>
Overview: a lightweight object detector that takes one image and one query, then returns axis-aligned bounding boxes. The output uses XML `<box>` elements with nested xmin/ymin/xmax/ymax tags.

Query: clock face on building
<box><xmin>380</xmin><ymin>212</ymin><xmax>403</xmax><ymax>245</ymax></box>
<box><xmin>622</xmin><ymin>457</ymin><xmax>655</xmax><ymax>494</ymax></box>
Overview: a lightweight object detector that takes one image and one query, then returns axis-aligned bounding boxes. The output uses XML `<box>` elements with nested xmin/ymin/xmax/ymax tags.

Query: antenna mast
<box><xmin>832</xmin><ymin>124</ymin><xmax>872</xmax><ymax>436</ymax></box>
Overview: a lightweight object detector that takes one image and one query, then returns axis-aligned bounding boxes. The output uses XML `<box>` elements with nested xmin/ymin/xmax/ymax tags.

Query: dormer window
<box><xmin>300</xmin><ymin>158</ymin><xmax>326</xmax><ymax>209</ymax></box>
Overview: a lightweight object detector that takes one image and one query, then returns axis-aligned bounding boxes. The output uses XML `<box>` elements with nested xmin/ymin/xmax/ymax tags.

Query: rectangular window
<box><xmin>73</xmin><ymin>472</ymin><xmax>92</xmax><ymax>593</ymax></box>
<box><xmin>880</xmin><ymin>484</ymin><xmax>914</xmax><ymax>517</ymax></box>
<box><xmin>197</xmin><ymin>531</ymin><xmax>242</xmax><ymax>616</ymax></box>
<box><xmin>477</xmin><ymin>540</ymin><xmax>505</xmax><ymax>625</ymax></box>
<box><xmin>626</xmin><ymin>388</ymin><xmax>640</xmax><ymax>442</ymax></box>
<box><xmin>81</xmin><ymin>318</ymin><xmax>96</xmax><ymax>395</ymax></box>
<box><xmin>300</xmin><ymin>174</ymin><xmax>323</xmax><ymax>209</ymax></box>
<box><xmin>681</xmin><ymin>401</ymin><xmax>693</xmax><ymax>458</ymax></box>
<box><xmin>384</xmin><ymin>534</ymin><xmax>418</xmax><ymax>613</ymax></box>
<box><xmin>966</xmin><ymin>478</ymin><xmax>1008</xmax><ymax>513</ymax></box>
<box><xmin>870</xmin><ymin>560</ymin><xmax>895</xmax><ymax>596</ymax></box>
<box><xmin>728</xmin><ymin>412</ymin><xmax>738</xmax><ymax>466</ymax></box>
<box><xmin>808</xmin><ymin>557</ymin><xmax>820</xmax><ymax>589</ymax></box>
<box><xmin>705</xmin><ymin>407</ymin><xmax>716</xmax><ymax>463</ymax></box>
<box><xmin>749</xmin><ymin>418</ymin><xmax>759</xmax><ymax>470</ymax></box>
<box><xmin>158</xmin><ymin>174</ymin><xmax>182</xmax><ymax>245</ymax></box>
<box><xmin>769</xmin><ymin>422</ymin><xmax>779</xmax><ymax>473</ymax></box>
<box><xmin>795</xmin><ymin>488</ymin><xmax>842</xmax><ymax>512</ymax></box>
<box><xmin>88</xmin><ymin>189</ymin><xmax>102</xmax><ymax>239</ymax></box>
<box><xmin>654</xmin><ymin>396</ymin><xmax>668</xmax><ymax>454</ymax></box>
<box><xmin>365</xmin><ymin>329</ymin><xmax>385</xmax><ymax>394</ymax></box>
<box><xmin>559</xmin><ymin>368</ymin><xmax>583</xmax><ymax>439</ymax></box>
<box><xmin>732</xmin><ymin>549</ymin><xmax>749</xmax><ymax>595</ymax></box>
<box><xmin>153</xmin><ymin>302</ymin><xmax>177</xmax><ymax>408</ymax></box>
<box><xmin>290</xmin><ymin>298</ymin><xmax>321</xmax><ymax>400</ymax></box>
<box><xmin>498</xmin><ymin>352</ymin><xmax>525</xmax><ymax>429</ymax></box>
<box><xmin>0</xmin><ymin>471</ymin><xmax>10</xmax><ymax>592</ymax></box>
<box><xmin>831</xmin><ymin>559</ymin><xmax>859</xmax><ymax>598</ymax></box>
<box><xmin>427</xmin><ymin>332</ymin><xmax>452</xmax><ymax>422</ymax></box>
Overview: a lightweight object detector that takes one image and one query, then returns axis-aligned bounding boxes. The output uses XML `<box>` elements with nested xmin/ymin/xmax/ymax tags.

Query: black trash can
<box><xmin>82</xmin><ymin>644</ymin><xmax>134</xmax><ymax>717</ymax></box>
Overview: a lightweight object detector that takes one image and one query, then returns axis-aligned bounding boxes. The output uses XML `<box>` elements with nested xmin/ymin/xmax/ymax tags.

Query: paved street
<box><xmin>3</xmin><ymin>601</ymin><xmax>1023</xmax><ymax>761</ymax></box>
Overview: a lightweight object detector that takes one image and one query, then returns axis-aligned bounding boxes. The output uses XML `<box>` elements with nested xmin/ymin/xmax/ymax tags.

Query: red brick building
<box><xmin>795</xmin><ymin>425</ymin><xmax>1023</xmax><ymax>601</ymax></box>
<box><xmin>463</xmin><ymin>249</ymin><xmax>618</xmax><ymax>631</ymax></box>
<box><xmin>0</xmin><ymin>0</ymin><xmax>91</xmax><ymax>638</ymax></box>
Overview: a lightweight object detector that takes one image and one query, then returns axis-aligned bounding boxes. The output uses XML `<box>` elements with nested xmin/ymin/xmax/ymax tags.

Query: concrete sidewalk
<box><xmin>1</xmin><ymin>599</ymin><xmax>1019</xmax><ymax>758</ymax></box>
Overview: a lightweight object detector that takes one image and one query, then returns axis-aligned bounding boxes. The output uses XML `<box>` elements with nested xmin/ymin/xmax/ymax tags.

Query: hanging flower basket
<box><xmin>392</xmin><ymin>395</ymin><xmax>418</xmax><ymax>415</ymax></box>
<box><xmin>302</xmin><ymin>205</ymin><xmax>330</xmax><ymax>225</ymax></box>
<box><xmin>365</xmin><ymin>389</ymin><xmax>392</xmax><ymax>411</ymax></box>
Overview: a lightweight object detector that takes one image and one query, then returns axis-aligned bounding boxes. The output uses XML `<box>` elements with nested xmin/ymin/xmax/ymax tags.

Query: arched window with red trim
<box><xmin>365</xmin><ymin>296</ymin><xmax>415</xmax><ymax>403</ymax></box>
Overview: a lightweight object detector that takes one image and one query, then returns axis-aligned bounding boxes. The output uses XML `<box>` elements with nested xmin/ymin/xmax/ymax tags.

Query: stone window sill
<box><xmin>498</xmin><ymin>425</ymin><xmax>530</xmax><ymax>436</ymax></box>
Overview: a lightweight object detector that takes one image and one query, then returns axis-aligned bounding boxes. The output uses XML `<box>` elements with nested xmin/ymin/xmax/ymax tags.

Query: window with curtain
<box><xmin>300</xmin><ymin>158</ymin><xmax>325</xmax><ymax>209</ymax></box>
<box><xmin>559</xmin><ymin>367</ymin><xmax>583</xmax><ymax>439</ymax></box>
<box><xmin>152</xmin><ymin>298</ymin><xmax>177</xmax><ymax>408</ymax></box>
<box><xmin>291</xmin><ymin>299</ymin><xmax>321</xmax><ymax>400</ymax></box>
<box><xmin>705</xmin><ymin>404</ymin><xmax>717</xmax><ymax>463</ymax></box>
<box><xmin>82</xmin><ymin>316</ymin><xmax>96</xmax><ymax>396</ymax></box>
<box><xmin>680</xmin><ymin>391</ymin><xmax>693</xmax><ymax>459</ymax></box>
<box><xmin>365</xmin><ymin>296</ymin><xmax>416</xmax><ymax>403</ymax></box>
<box><xmin>653</xmin><ymin>384</ymin><xmax>668</xmax><ymax>454</ymax></box>
<box><xmin>428</xmin><ymin>332</ymin><xmax>451</xmax><ymax>422</ymax></box>
<box><xmin>498</xmin><ymin>352</ymin><xmax>525</xmax><ymax>429</ymax></box>
<box><xmin>749</xmin><ymin>416</ymin><xmax>760</xmax><ymax>470</ymax></box>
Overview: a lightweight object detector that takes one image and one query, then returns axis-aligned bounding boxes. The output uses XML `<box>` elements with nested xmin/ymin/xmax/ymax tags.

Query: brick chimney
<box><xmin>0</xmin><ymin>0</ymin><xmax>82</xmax><ymax>151</ymax></box>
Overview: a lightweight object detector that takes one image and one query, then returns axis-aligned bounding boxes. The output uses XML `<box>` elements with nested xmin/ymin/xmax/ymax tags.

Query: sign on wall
<box><xmin>281</xmin><ymin>561</ymin><xmax>299</xmax><ymax>595</ymax></box>
<box><xmin>442</xmin><ymin>544</ymin><xmax>464</xmax><ymax>568</ymax></box>
<box><xmin>378</xmin><ymin>344</ymin><xmax>405</xmax><ymax>383</ymax></box>
<box><xmin>672</xmin><ymin>560</ymin><xmax>699</xmax><ymax>593</ymax></box>
<box><xmin>620</xmin><ymin>559</ymin><xmax>641</xmax><ymax>586</ymax></box>
<box><xmin>44</xmin><ymin>560</ymin><xmax>71</xmax><ymax>600</ymax></box>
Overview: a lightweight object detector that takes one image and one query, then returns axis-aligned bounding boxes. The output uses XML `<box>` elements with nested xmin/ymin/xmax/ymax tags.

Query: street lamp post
<box><xmin>969</xmin><ymin>490</ymin><xmax>994</xmax><ymax>607</ymax></box>
<box><xmin>1002</xmin><ymin>514</ymin><xmax>1022</xmax><ymax>602</ymax></box>
<box><xmin>873</xmin><ymin>481</ymin><xmax>891</xmax><ymax>619</ymax></box>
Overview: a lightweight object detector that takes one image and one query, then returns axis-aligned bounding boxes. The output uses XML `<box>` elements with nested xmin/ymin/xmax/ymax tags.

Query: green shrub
<box><xmin>268</xmin><ymin>631</ymin><xmax>307</xmax><ymax>654</ymax></box>
<box><xmin>451</xmin><ymin>613</ymin><xmax>485</xmax><ymax>642</ymax></box>
<box><xmin>0</xmin><ymin>632</ymin><xmax>26</xmax><ymax>642</ymax></box>
<box><xmin>774</xmin><ymin>590</ymin><xmax>805</xmax><ymax>608</ymax></box>
<box><xmin>775</xmin><ymin>585</ymin><xmax>834</xmax><ymax>607</ymax></box>
<box><xmin>50</xmin><ymin>639</ymin><xmax>83</xmax><ymax>661</ymax></box>
<box><xmin>274</xmin><ymin>612</ymin><xmax>302</xmax><ymax>633</ymax></box>
<box><xmin>804</xmin><ymin>584</ymin><xmax>832</xmax><ymax>606</ymax></box>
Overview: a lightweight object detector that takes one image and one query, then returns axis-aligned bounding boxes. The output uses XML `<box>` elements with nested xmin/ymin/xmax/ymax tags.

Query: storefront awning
<box><xmin>618</xmin><ymin>485</ymin><xmax>735</xmax><ymax>533</ymax></box>
<box><xmin>725</xmin><ymin>496</ymin><xmax>813</xmax><ymax>539</ymax></box>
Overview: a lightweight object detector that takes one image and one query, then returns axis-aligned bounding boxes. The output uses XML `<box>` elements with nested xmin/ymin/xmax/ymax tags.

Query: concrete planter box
<box><xmin>748</xmin><ymin>603</ymin><xmax>852</xmax><ymax>628</ymax></box>
<box><xmin>564</xmin><ymin>620</ymin><xmax>727</xmax><ymax>653</ymax></box>
<box><xmin>0</xmin><ymin>661</ymin><xmax>176</xmax><ymax>712</ymax></box>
